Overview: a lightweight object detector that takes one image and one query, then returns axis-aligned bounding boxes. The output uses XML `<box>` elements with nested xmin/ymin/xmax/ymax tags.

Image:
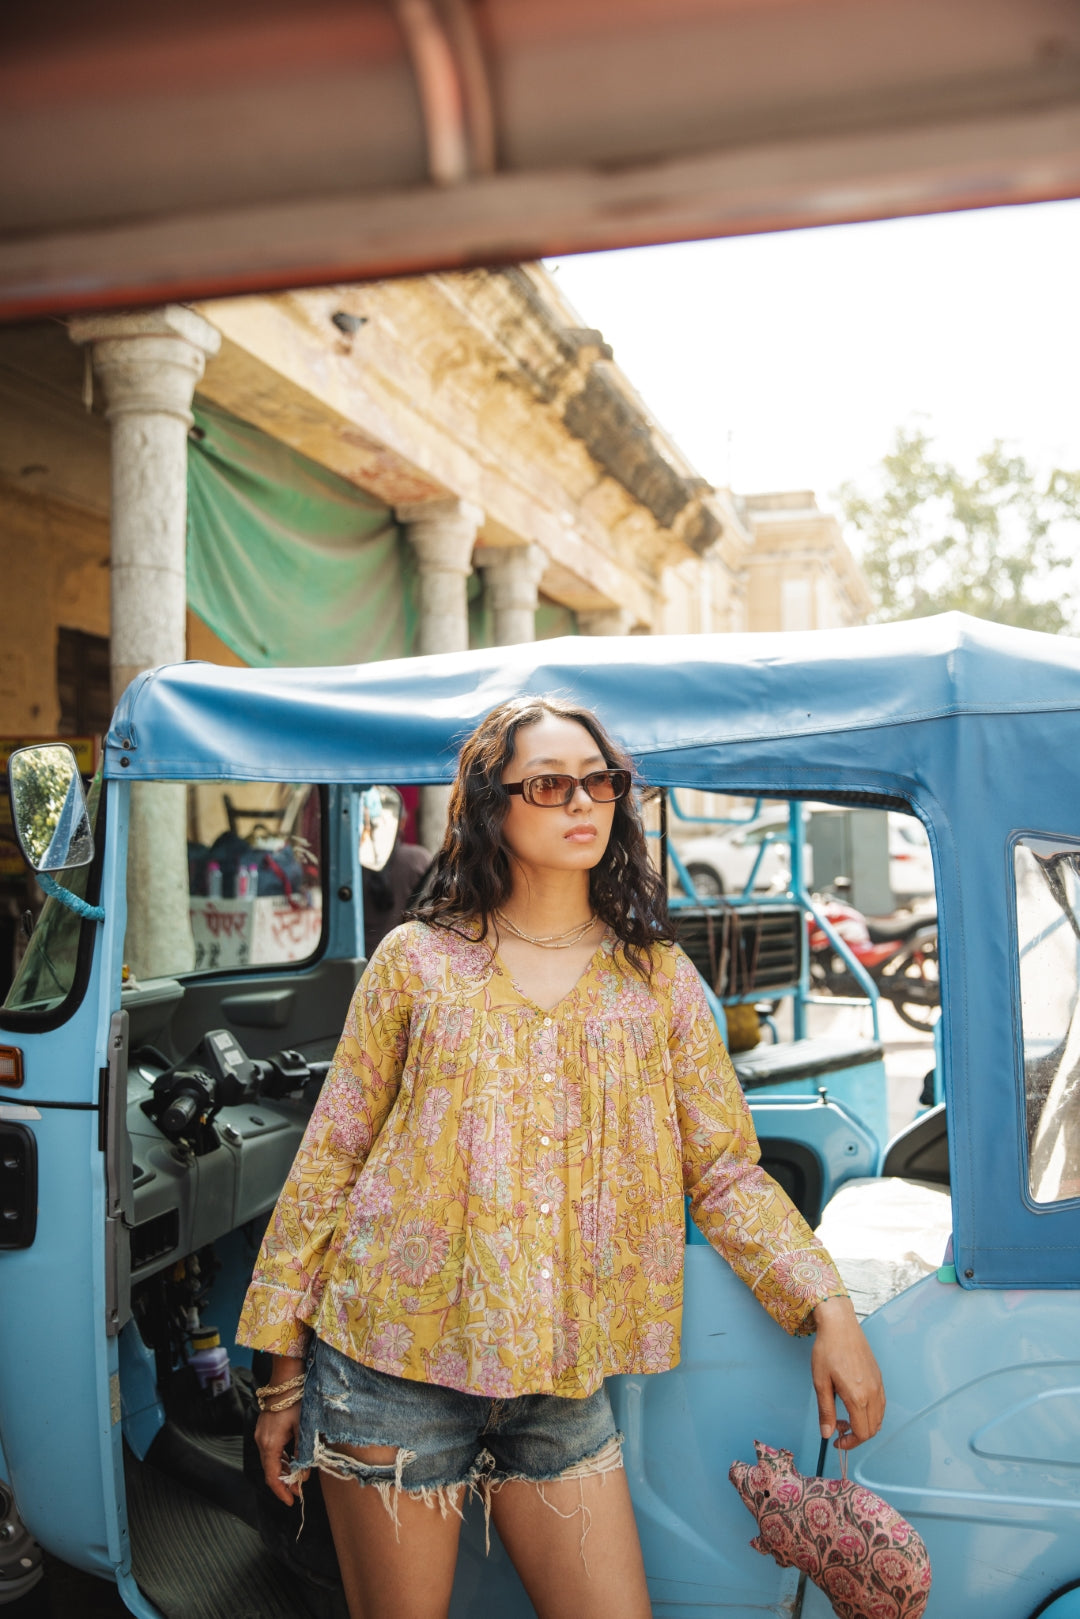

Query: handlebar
<box><xmin>158</xmin><ymin>1092</ymin><xmax>201</xmax><ymax>1140</ymax></box>
<box><xmin>145</xmin><ymin>1036</ymin><xmax>332</xmax><ymax>1147</ymax></box>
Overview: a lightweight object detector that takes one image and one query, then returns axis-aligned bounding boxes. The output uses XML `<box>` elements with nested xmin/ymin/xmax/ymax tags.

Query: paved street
<box><xmin>877</xmin><ymin>1001</ymin><xmax>937</xmax><ymax>1140</ymax></box>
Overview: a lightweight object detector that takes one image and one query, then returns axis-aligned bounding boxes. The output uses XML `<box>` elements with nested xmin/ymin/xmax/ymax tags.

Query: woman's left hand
<box><xmin>810</xmin><ymin>1295</ymin><xmax>885</xmax><ymax>1450</ymax></box>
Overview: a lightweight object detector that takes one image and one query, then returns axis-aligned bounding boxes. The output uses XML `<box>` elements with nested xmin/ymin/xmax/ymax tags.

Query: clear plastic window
<box><xmin>124</xmin><ymin>781</ymin><xmax>323</xmax><ymax>983</ymax></box>
<box><xmin>1015</xmin><ymin>837</ymin><xmax>1080</xmax><ymax>1204</ymax></box>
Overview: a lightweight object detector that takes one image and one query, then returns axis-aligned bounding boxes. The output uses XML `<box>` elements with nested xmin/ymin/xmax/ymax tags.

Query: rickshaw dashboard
<box><xmin>125</xmin><ymin>1071</ymin><xmax>313</xmax><ymax>1279</ymax></box>
<box><xmin>119</xmin><ymin>954</ymin><xmax>360</xmax><ymax>1280</ymax></box>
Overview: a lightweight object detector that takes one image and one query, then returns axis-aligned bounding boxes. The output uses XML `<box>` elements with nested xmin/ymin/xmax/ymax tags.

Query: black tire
<box><xmin>883</xmin><ymin>930</ymin><xmax>941</xmax><ymax>1032</ymax></box>
<box><xmin>685</xmin><ymin>862</ymin><xmax>724</xmax><ymax>899</ymax></box>
<box><xmin>809</xmin><ymin>949</ymin><xmax>855</xmax><ymax>996</ymax></box>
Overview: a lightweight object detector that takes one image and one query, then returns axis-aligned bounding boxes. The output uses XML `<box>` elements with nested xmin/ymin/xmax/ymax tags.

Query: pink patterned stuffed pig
<box><xmin>729</xmin><ymin>1440</ymin><xmax>931</xmax><ymax>1619</ymax></box>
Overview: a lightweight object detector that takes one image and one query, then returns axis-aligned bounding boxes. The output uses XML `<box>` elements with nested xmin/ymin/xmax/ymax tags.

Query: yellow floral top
<box><xmin>237</xmin><ymin>921</ymin><xmax>846</xmax><ymax>1398</ymax></box>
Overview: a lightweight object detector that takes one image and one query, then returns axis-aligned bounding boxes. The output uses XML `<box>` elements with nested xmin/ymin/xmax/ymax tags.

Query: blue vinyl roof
<box><xmin>105</xmin><ymin>612</ymin><xmax>1080</xmax><ymax>784</ymax></box>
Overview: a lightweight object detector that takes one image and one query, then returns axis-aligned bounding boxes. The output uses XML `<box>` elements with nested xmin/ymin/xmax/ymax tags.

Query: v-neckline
<box><xmin>492</xmin><ymin>929</ymin><xmax>612</xmax><ymax>1016</ymax></box>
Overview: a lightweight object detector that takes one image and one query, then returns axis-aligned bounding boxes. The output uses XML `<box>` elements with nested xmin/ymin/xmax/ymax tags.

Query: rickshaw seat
<box><xmin>733</xmin><ymin>1034</ymin><xmax>884</xmax><ymax>1090</ymax></box>
<box><xmin>732</xmin><ymin>1035</ymin><xmax>891</xmax><ymax>1181</ymax></box>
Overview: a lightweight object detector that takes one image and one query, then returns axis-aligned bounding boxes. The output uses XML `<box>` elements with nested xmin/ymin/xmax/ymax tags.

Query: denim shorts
<box><xmin>290</xmin><ymin>1336</ymin><xmax>623</xmax><ymax>1525</ymax></box>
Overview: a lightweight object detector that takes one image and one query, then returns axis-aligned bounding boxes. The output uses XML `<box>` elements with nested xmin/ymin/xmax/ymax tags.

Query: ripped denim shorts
<box><xmin>290</xmin><ymin>1336</ymin><xmax>623</xmax><ymax>1538</ymax></box>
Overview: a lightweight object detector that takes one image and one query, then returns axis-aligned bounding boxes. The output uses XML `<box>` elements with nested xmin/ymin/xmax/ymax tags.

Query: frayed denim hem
<box><xmin>477</xmin><ymin>1431</ymin><xmax>625</xmax><ymax>1568</ymax></box>
<box><xmin>285</xmin><ymin>1428</ymin><xmax>625</xmax><ymax>1565</ymax></box>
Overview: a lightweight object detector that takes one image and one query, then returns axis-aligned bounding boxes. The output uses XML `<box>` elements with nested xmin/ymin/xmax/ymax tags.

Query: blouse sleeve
<box><xmin>236</xmin><ymin>928</ymin><xmax>414</xmax><ymax>1357</ymax></box>
<box><xmin>668</xmin><ymin>947</ymin><xmax>847</xmax><ymax>1336</ymax></box>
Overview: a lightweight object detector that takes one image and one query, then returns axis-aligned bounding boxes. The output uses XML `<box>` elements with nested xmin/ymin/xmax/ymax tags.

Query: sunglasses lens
<box><xmin>526</xmin><ymin>774</ymin><xmax>575</xmax><ymax>805</ymax></box>
<box><xmin>519</xmin><ymin>770</ymin><xmax>631</xmax><ymax>804</ymax></box>
<box><xmin>585</xmin><ymin>771</ymin><xmax>630</xmax><ymax>802</ymax></box>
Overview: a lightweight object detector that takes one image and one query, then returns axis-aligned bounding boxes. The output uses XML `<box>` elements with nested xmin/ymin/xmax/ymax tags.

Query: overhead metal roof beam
<box><xmin>3</xmin><ymin>0</ymin><xmax>1080</xmax><ymax>318</ymax></box>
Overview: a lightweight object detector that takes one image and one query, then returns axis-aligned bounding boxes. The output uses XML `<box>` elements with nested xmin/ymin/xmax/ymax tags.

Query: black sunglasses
<box><xmin>505</xmin><ymin>769</ymin><xmax>632</xmax><ymax>807</ymax></box>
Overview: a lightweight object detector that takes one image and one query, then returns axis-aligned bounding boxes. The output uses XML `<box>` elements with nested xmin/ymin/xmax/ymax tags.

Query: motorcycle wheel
<box><xmin>883</xmin><ymin>930</ymin><xmax>941</xmax><ymax>1033</ymax></box>
<box><xmin>809</xmin><ymin>949</ymin><xmax>856</xmax><ymax>996</ymax></box>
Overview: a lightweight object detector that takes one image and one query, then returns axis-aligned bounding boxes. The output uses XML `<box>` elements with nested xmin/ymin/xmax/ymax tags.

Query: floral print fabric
<box><xmin>730</xmin><ymin>1441</ymin><xmax>932</xmax><ymax>1618</ymax></box>
<box><xmin>237</xmin><ymin>922</ymin><xmax>846</xmax><ymax>1398</ymax></box>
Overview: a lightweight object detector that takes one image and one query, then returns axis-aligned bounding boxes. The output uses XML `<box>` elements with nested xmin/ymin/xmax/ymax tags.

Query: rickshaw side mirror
<box><xmin>7</xmin><ymin>744</ymin><xmax>95</xmax><ymax>872</ymax></box>
<box><xmin>359</xmin><ymin>785</ymin><xmax>404</xmax><ymax>872</ymax></box>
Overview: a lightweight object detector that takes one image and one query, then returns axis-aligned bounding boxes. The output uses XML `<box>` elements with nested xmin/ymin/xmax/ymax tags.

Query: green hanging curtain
<box><xmin>467</xmin><ymin>574</ymin><xmax>491</xmax><ymax>649</ymax></box>
<box><xmin>187</xmin><ymin>399</ymin><xmax>418</xmax><ymax>667</ymax></box>
<box><xmin>536</xmin><ymin>598</ymin><xmax>579</xmax><ymax>640</ymax></box>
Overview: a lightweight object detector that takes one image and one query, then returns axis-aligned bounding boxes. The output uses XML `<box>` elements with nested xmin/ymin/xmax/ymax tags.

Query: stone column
<box><xmin>474</xmin><ymin>543</ymin><xmax>547</xmax><ymax>645</ymax></box>
<box><xmin>69</xmin><ymin>306</ymin><xmax>221</xmax><ymax>703</ymax></box>
<box><xmin>396</xmin><ymin>498</ymin><xmax>484</xmax><ymax>849</ymax></box>
<box><xmin>70</xmin><ymin>306</ymin><xmax>221</xmax><ymax>981</ymax></box>
<box><xmin>578</xmin><ymin>606</ymin><xmax>635</xmax><ymax>636</ymax></box>
<box><xmin>397</xmin><ymin>497</ymin><xmax>483</xmax><ymax>656</ymax></box>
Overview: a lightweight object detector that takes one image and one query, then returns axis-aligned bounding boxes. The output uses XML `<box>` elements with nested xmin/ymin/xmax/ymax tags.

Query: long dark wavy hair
<box><xmin>408</xmin><ymin>696</ymin><xmax>674</xmax><ymax>975</ymax></box>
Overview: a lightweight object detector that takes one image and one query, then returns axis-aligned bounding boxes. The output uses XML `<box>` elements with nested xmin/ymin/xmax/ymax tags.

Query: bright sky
<box><xmin>547</xmin><ymin>197</ymin><xmax>1080</xmax><ymax>515</ymax></box>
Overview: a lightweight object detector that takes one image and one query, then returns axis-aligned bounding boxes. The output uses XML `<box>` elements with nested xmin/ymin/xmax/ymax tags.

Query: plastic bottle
<box><xmin>206</xmin><ymin>860</ymin><xmax>223</xmax><ymax>898</ymax></box>
<box><xmin>188</xmin><ymin>1327</ymin><xmax>231</xmax><ymax>1397</ymax></box>
<box><xmin>236</xmin><ymin>863</ymin><xmax>251</xmax><ymax>899</ymax></box>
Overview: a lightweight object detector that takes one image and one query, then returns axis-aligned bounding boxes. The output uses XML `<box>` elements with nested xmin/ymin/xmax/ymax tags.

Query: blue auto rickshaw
<box><xmin>2</xmin><ymin>611</ymin><xmax>1080</xmax><ymax>1618</ymax></box>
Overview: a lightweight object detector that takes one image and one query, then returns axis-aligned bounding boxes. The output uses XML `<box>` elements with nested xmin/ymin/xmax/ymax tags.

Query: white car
<box><xmin>672</xmin><ymin>811</ymin><xmax>799</xmax><ymax>899</ymax></box>
<box><xmin>672</xmin><ymin>808</ymin><xmax>933</xmax><ymax>902</ymax></box>
<box><xmin>886</xmin><ymin>812</ymin><xmax>936</xmax><ymax>900</ymax></box>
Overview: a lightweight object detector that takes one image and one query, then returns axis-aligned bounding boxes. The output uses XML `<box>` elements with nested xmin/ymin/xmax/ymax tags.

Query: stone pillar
<box><xmin>578</xmin><ymin>606</ymin><xmax>635</xmax><ymax>636</ymax></box>
<box><xmin>474</xmin><ymin>543</ymin><xmax>547</xmax><ymax>645</ymax></box>
<box><xmin>70</xmin><ymin>306</ymin><xmax>221</xmax><ymax>981</ymax></box>
<box><xmin>69</xmin><ymin>306</ymin><xmax>221</xmax><ymax>703</ymax></box>
<box><xmin>397</xmin><ymin>497</ymin><xmax>483</xmax><ymax>656</ymax></box>
<box><xmin>397</xmin><ymin>498</ymin><xmax>484</xmax><ymax>849</ymax></box>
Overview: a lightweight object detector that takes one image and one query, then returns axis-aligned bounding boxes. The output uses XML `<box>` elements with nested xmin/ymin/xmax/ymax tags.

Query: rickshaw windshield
<box><xmin>3</xmin><ymin>777</ymin><xmax>326</xmax><ymax>1017</ymax></box>
<box><xmin>123</xmin><ymin>780</ymin><xmax>325</xmax><ymax>982</ymax></box>
<box><xmin>1016</xmin><ymin>836</ymin><xmax>1080</xmax><ymax>1205</ymax></box>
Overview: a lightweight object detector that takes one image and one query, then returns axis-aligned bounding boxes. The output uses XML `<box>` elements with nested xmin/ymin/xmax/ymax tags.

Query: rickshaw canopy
<box><xmin>105</xmin><ymin>610</ymin><xmax>1080</xmax><ymax>785</ymax></box>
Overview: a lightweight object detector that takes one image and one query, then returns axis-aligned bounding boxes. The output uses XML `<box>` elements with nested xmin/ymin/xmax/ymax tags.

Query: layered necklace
<box><xmin>495</xmin><ymin>907</ymin><xmax>597</xmax><ymax>950</ymax></box>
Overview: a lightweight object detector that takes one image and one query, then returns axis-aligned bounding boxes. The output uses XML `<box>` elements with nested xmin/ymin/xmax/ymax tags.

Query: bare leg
<box><xmin>319</xmin><ymin>1444</ymin><xmax>465</xmax><ymax>1619</ymax></box>
<box><xmin>491</xmin><ymin>1467</ymin><xmax>652</xmax><ymax>1619</ymax></box>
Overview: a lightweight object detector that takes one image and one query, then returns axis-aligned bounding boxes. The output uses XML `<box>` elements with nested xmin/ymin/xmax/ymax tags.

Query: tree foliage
<box><xmin>5</xmin><ymin>772</ymin><xmax>101</xmax><ymax>1012</ymax></box>
<box><xmin>839</xmin><ymin>427</ymin><xmax>1080</xmax><ymax>633</ymax></box>
<box><xmin>11</xmin><ymin>751</ymin><xmax>79</xmax><ymax>865</ymax></box>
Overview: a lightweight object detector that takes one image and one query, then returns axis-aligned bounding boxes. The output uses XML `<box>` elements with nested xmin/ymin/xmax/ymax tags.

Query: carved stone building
<box><xmin>0</xmin><ymin>262</ymin><xmax>871</xmax><ymax>839</ymax></box>
<box><xmin>741</xmin><ymin>492</ymin><xmax>872</xmax><ymax>632</ymax></box>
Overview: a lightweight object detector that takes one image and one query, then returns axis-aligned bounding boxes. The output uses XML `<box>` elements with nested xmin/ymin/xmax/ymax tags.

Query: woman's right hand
<box><xmin>255</xmin><ymin>1354</ymin><xmax>309</xmax><ymax>1506</ymax></box>
<box><xmin>256</xmin><ymin>1402</ymin><xmax>308</xmax><ymax>1506</ymax></box>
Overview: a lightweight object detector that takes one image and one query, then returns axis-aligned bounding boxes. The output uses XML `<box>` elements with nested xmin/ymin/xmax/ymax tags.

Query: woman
<box><xmin>238</xmin><ymin>696</ymin><xmax>884</xmax><ymax>1619</ymax></box>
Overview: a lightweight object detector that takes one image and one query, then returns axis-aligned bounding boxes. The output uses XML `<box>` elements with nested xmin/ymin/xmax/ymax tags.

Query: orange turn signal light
<box><xmin>0</xmin><ymin>1046</ymin><xmax>24</xmax><ymax>1087</ymax></box>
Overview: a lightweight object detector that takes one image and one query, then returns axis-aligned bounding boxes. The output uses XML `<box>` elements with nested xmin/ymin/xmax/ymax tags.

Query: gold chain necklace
<box><xmin>495</xmin><ymin>908</ymin><xmax>597</xmax><ymax>950</ymax></box>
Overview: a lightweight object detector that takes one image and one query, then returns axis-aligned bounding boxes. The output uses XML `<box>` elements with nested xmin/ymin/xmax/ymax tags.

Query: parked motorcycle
<box><xmin>809</xmin><ymin>887</ymin><xmax>939</xmax><ymax>1032</ymax></box>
